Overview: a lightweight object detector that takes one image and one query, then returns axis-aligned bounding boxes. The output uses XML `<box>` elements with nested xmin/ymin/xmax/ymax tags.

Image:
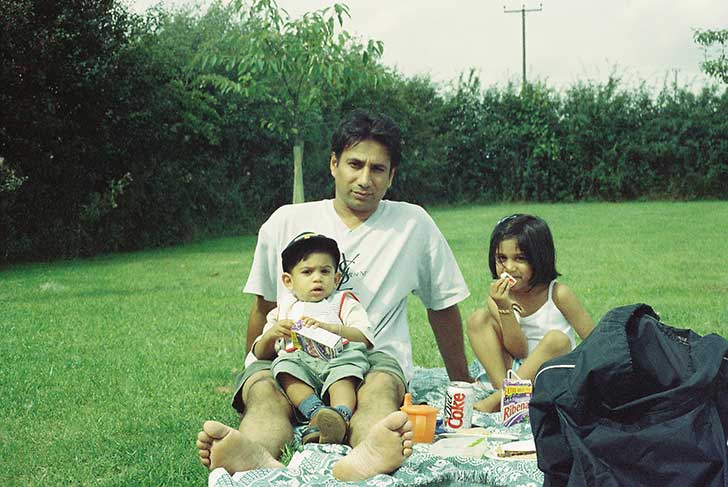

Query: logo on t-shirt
<box><xmin>337</xmin><ymin>252</ymin><xmax>367</xmax><ymax>291</ymax></box>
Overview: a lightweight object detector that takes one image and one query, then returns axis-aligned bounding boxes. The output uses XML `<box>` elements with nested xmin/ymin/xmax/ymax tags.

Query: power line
<box><xmin>504</xmin><ymin>3</ymin><xmax>543</xmax><ymax>89</ymax></box>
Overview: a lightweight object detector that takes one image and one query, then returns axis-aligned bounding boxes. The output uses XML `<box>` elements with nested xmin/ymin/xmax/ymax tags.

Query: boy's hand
<box><xmin>490</xmin><ymin>276</ymin><xmax>514</xmax><ymax>310</ymax></box>
<box><xmin>299</xmin><ymin>316</ymin><xmax>323</xmax><ymax>329</ymax></box>
<box><xmin>299</xmin><ymin>317</ymin><xmax>338</xmax><ymax>334</ymax></box>
<box><xmin>267</xmin><ymin>319</ymin><xmax>294</xmax><ymax>339</ymax></box>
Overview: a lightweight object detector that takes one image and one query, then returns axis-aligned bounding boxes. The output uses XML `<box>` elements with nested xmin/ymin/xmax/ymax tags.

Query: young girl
<box><xmin>467</xmin><ymin>214</ymin><xmax>594</xmax><ymax>412</ymax></box>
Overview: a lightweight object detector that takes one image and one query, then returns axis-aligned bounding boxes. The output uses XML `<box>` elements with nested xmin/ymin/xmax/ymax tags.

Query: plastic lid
<box><xmin>400</xmin><ymin>393</ymin><xmax>438</xmax><ymax>415</ymax></box>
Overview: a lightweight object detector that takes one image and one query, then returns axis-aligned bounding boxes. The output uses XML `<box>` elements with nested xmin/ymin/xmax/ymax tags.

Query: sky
<box><xmin>129</xmin><ymin>0</ymin><xmax>728</xmax><ymax>92</ymax></box>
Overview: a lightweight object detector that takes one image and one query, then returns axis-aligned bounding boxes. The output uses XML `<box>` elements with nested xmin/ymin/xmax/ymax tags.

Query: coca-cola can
<box><xmin>443</xmin><ymin>381</ymin><xmax>474</xmax><ymax>432</ymax></box>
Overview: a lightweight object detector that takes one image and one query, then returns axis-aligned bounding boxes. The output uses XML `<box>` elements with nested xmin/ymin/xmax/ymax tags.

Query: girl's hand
<box><xmin>489</xmin><ymin>276</ymin><xmax>514</xmax><ymax>310</ymax></box>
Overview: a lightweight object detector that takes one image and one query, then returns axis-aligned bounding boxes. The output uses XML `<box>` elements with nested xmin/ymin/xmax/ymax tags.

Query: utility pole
<box><xmin>504</xmin><ymin>3</ymin><xmax>543</xmax><ymax>89</ymax></box>
<box><xmin>673</xmin><ymin>68</ymin><xmax>679</xmax><ymax>97</ymax></box>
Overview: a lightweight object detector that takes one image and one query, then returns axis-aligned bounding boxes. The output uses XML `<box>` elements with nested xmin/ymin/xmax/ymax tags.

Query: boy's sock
<box><xmin>299</xmin><ymin>394</ymin><xmax>325</xmax><ymax>421</ymax></box>
<box><xmin>334</xmin><ymin>405</ymin><xmax>353</xmax><ymax>422</ymax></box>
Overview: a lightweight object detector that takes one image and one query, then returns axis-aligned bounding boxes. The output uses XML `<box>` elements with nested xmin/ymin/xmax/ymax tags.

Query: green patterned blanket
<box><xmin>209</xmin><ymin>365</ymin><xmax>543</xmax><ymax>487</ymax></box>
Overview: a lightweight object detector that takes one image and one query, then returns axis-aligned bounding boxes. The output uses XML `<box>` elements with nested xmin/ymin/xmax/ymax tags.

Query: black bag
<box><xmin>530</xmin><ymin>304</ymin><xmax>728</xmax><ymax>487</ymax></box>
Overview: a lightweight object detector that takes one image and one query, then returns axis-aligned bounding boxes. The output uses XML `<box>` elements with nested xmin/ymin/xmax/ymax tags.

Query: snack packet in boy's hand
<box><xmin>290</xmin><ymin>320</ymin><xmax>344</xmax><ymax>360</ymax></box>
<box><xmin>277</xmin><ymin>296</ymin><xmax>344</xmax><ymax>357</ymax></box>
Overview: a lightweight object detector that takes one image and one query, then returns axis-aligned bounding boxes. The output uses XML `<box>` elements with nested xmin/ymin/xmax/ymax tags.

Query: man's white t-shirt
<box><xmin>243</xmin><ymin>199</ymin><xmax>470</xmax><ymax>383</ymax></box>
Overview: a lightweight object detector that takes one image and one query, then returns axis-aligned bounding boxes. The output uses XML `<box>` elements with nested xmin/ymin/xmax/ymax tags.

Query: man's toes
<box><xmin>197</xmin><ymin>430</ymin><xmax>213</xmax><ymax>444</ymax></box>
<box><xmin>202</xmin><ymin>420</ymin><xmax>230</xmax><ymax>440</ymax></box>
<box><xmin>382</xmin><ymin>411</ymin><xmax>409</xmax><ymax>431</ymax></box>
<box><xmin>198</xmin><ymin>446</ymin><xmax>211</xmax><ymax>467</ymax></box>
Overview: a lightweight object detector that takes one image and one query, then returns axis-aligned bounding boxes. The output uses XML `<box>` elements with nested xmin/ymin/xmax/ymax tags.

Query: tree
<box><xmin>694</xmin><ymin>28</ymin><xmax>728</xmax><ymax>84</ymax></box>
<box><xmin>198</xmin><ymin>0</ymin><xmax>383</xmax><ymax>203</ymax></box>
<box><xmin>0</xmin><ymin>0</ymin><xmax>137</xmax><ymax>260</ymax></box>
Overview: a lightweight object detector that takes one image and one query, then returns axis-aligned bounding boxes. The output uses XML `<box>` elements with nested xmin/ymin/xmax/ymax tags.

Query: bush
<box><xmin>1</xmin><ymin>1</ymin><xmax>726</xmax><ymax>264</ymax></box>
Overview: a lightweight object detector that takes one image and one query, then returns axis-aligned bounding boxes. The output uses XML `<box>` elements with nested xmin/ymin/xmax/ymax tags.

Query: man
<box><xmin>197</xmin><ymin>109</ymin><xmax>471</xmax><ymax>481</ymax></box>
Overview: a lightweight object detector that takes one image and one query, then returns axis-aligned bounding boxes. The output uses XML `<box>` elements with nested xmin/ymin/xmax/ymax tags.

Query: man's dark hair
<box><xmin>488</xmin><ymin>214</ymin><xmax>560</xmax><ymax>287</ymax></box>
<box><xmin>281</xmin><ymin>232</ymin><xmax>340</xmax><ymax>273</ymax></box>
<box><xmin>330</xmin><ymin>109</ymin><xmax>402</xmax><ymax>170</ymax></box>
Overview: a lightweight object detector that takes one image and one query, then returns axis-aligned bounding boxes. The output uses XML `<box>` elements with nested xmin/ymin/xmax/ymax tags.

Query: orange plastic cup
<box><xmin>400</xmin><ymin>393</ymin><xmax>439</xmax><ymax>443</ymax></box>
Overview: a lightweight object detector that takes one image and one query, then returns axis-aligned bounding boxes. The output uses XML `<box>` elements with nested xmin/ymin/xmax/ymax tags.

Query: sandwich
<box><xmin>495</xmin><ymin>439</ymin><xmax>536</xmax><ymax>458</ymax></box>
<box><xmin>500</xmin><ymin>272</ymin><xmax>517</xmax><ymax>286</ymax></box>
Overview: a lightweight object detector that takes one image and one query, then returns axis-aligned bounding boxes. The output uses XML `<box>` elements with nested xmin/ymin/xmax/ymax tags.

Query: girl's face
<box><xmin>494</xmin><ymin>238</ymin><xmax>533</xmax><ymax>291</ymax></box>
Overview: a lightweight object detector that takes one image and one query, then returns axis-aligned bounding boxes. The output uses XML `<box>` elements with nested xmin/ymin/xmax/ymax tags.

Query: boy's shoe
<box><xmin>311</xmin><ymin>407</ymin><xmax>348</xmax><ymax>444</ymax></box>
<box><xmin>300</xmin><ymin>424</ymin><xmax>320</xmax><ymax>444</ymax></box>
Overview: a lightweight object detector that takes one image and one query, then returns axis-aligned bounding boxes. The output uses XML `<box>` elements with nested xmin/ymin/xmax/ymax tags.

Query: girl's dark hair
<box><xmin>488</xmin><ymin>214</ymin><xmax>560</xmax><ymax>287</ymax></box>
<box><xmin>330</xmin><ymin>109</ymin><xmax>402</xmax><ymax>170</ymax></box>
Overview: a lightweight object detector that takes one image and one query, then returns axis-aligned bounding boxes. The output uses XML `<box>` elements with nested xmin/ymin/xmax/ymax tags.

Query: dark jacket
<box><xmin>530</xmin><ymin>304</ymin><xmax>728</xmax><ymax>487</ymax></box>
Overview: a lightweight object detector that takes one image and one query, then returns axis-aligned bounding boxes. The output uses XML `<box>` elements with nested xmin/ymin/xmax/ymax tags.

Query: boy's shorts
<box><xmin>272</xmin><ymin>343</ymin><xmax>370</xmax><ymax>398</ymax></box>
<box><xmin>230</xmin><ymin>348</ymin><xmax>407</xmax><ymax>414</ymax></box>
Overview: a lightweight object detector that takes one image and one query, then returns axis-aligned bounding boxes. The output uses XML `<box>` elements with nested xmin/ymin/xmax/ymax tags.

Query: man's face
<box><xmin>282</xmin><ymin>252</ymin><xmax>340</xmax><ymax>302</ymax></box>
<box><xmin>330</xmin><ymin>139</ymin><xmax>395</xmax><ymax>219</ymax></box>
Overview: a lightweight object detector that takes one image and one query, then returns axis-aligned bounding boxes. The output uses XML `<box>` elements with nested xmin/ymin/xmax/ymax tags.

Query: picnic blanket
<box><xmin>209</xmin><ymin>364</ymin><xmax>543</xmax><ymax>487</ymax></box>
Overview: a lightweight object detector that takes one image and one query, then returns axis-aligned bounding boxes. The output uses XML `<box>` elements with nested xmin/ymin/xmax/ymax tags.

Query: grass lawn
<box><xmin>2</xmin><ymin>201</ymin><xmax>727</xmax><ymax>486</ymax></box>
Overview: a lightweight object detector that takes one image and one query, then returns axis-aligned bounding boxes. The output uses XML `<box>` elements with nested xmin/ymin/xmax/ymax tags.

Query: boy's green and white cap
<box><xmin>281</xmin><ymin>232</ymin><xmax>341</xmax><ymax>272</ymax></box>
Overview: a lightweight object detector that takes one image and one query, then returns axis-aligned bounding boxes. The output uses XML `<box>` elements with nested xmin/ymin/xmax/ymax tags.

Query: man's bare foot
<box><xmin>331</xmin><ymin>411</ymin><xmax>414</xmax><ymax>481</ymax></box>
<box><xmin>196</xmin><ymin>421</ymin><xmax>284</xmax><ymax>473</ymax></box>
<box><xmin>474</xmin><ymin>391</ymin><xmax>502</xmax><ymax>412</ymax></box>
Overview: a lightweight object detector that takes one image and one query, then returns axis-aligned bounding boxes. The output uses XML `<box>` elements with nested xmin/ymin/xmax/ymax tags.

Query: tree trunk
<box><xmin>292</xmin><ymin>135</ymin><xmax>305</xmax><ymax>203</ymax></box>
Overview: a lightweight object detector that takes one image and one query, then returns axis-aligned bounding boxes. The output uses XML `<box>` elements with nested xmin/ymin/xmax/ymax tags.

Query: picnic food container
<box><xmin>400</xmin><ymin>393</ymin><xmax>438</xmax><ymax>443</ymax></box>
<box><xmin>429</xmin><ymin>435</ymin><xmax>491</xmax><ymax>458</ymax></box>
<box><xmin>501</xmin><ymin>370</ymin><xmax>532</xmax><ymax>427</ymax></box>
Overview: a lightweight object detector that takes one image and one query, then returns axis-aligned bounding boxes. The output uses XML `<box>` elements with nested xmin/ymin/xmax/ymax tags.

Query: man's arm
<box><xmin>427</xmin><ymin>304</ymin><xmax>472</xmax><ymax>382</ymax></box>
<box><xmin>245</xmin><ymin>295</ymin><xmax>277</xmax><ymax>354</ymax></box>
